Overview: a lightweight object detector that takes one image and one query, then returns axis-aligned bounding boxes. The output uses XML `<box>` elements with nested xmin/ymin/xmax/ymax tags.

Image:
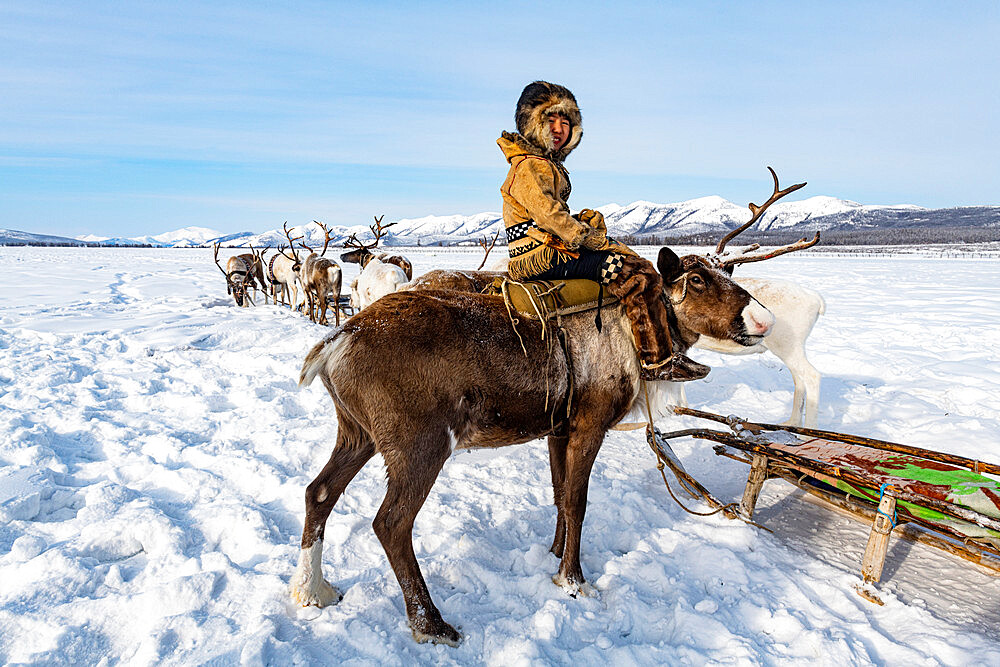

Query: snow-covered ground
<box><xmin>1</xmin><ymin>246</ymin><xmax>999</xmax><ymax>665</ymax></box>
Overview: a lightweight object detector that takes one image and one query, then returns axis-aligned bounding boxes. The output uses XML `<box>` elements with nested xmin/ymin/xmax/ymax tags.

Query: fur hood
<box><xmin>511</xmin><ymin>81</ymin><xmax>583</xmax><ymax>162</ymax></box>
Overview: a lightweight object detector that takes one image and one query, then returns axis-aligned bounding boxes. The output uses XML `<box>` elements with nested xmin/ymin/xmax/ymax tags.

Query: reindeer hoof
<box><xmin>289</xmin><ymin>576</ymin><xmax>342</xmax><ymax>608</ymax></box>
<box><xmin>552</xmin><ymin>573</ymin><xmax>598</xmax><ymax>598</ymax></box>
<box><xmin>410</xmin><ymin>618</ymin><xmax>463</xmax><ymax>647</ymax></box>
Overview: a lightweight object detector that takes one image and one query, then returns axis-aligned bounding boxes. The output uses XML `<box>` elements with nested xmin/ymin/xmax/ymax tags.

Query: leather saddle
<box><xmin>489</xmin><ymin>277</ymin><xmax>618</xmax><ymax>321</ymax></box>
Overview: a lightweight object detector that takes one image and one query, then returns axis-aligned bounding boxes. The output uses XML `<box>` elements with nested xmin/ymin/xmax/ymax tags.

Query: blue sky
<box><xmin>2</xmin><ymin>1</ymin><xmax>997</xmax><ymax>237</ymax></box>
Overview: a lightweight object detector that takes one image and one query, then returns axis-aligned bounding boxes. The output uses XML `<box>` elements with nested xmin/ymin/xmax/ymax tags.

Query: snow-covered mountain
<box><xmin>241</xmin><ymin>196</ymin><xmax>1000</xmax><ymax>246</ymax></box>
<box><xmin>73</xmin><ymin>226</ymin><xmax>253</xmax><ymax>248</ymax></box>
<box><xmin>150</xmin><ymin>226</ymin><xmax>228</xmax><ymax>246</ymax></box>
<box><xmin>8</xmin><ymin>196</ymin><xmax>999</xmax><ymax>248</ymax></box>
<box><xmin>239</xmin><ymin>212</ymin><xmax>503</xmax><ymax>250</ymax></box>
<box><xmin>602</xmin><ymin>196</ymin><xmax>747</xmax><ymax>237</ymax></box>
<box><xmin>230</xmin><ymin>197</ymin><xmax>995</xmax><ymax>248</ymax></box>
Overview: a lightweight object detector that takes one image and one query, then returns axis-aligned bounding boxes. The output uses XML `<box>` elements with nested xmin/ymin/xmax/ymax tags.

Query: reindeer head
<box><xmin>214</xmin><ymin>242</ymin><xmax>255</xmax><ymax>306</ymax></box>
<box><xmin>229</xmin><ymin>270</ymin><xmax>252</xmax><ymax>306</ymax></box>
<box><xmin>658</xmin><ymin>248</ymin><xmax>774</xmax><ymax>347</ymax></box>
<box><xmin>279</xmin><ymin>222</ymin><xmax>306</xmax><ymax>272</ymax></box>
<box><xmin>654</xmin><ymin>168</ymin><xmax>820</xmax><ymax>348</ymax></box>
<box><xmin>341</xmin><ymin>215</ymin><xmax>395</xmax><ymax>266</ymax></box>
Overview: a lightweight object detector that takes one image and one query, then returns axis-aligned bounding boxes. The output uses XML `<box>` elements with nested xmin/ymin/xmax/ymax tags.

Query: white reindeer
<box><xmin>670</xmin><ymin>276</ymin><xmax>825</xmax><ymax>427</ymax></box>
<box><xmin>340</xmin><ymin>215</ymin><xmax>412</xmax><ymax>312</ymax></box>
<box><xmin>270</xmin><ymin>223</ymin><xmax>310</xmax><ymax>310</ymax></box>
<box><xmin>351</xmin><ymin>257</ymin><xmax>409</xmax><ymax>310</ymax></box>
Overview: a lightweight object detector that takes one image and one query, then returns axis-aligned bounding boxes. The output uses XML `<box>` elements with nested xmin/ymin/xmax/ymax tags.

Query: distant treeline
<box><xmin>7</xmin><ymin>226</ymin><xmax>1000</xmax><ymax>248</ymax></box>
<box><xmin>618</xmin><ymin>226</ymin><xmax>1000</xmax><ymax>247</ymax></box>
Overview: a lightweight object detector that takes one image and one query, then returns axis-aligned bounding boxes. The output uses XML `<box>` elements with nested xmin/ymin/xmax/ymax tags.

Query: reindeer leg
<box><xmin>373</xmin><ymin>429</ymin><xmax>460</xmax><ymax>647</ymax></box>
<box><xmin>290</xmin><ymin>423</ymin><xmax>376</xmax><ymax>607</ymax></box>
<box><xmin>553</xmin><ymin>425</ymin><xmax>605</xmax><ymax>597</ymax></box>
<box><xmin>547</xmin><ymin>433</ymin><xmax>569</xmax><ymax>557</ymax></box>
<box><xmin>797</xmin><ymin>360</ymin><xmax>822</xmax><ymax>428</ymax></box>
<box><xmin>772</xmin><ymin>347</ymin><xmax>821</xmax><ymax>427</ymax></box>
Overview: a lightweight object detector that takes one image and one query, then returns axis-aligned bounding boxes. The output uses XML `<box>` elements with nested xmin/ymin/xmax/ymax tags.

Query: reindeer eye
<box><xmin>690</xmin><ymin>275</ymin><xmax>704</xmax><ymax>286</ymax></box>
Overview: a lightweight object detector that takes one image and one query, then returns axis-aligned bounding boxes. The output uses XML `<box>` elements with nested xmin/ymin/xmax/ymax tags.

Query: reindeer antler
<box><xmin>476</xmin><ymin>227</ymin><xmax>501</xmax><ymax>271</ymax></box>
<box><xmin>715</xmin><ymin>167</ymin><xmax>807</xmax><ymax>255</ymax></box>
<box><xmin>249</xmin><ymin>243</ymin><xmax>269</xmax><ymax>269</ymax></box>
<box><xmin>719</xmin><ymin>232</ymin><xmax>821</xmax><ymax>268</ymax></box>
<box><xmin>343</xmin><ymin>214</ymin><xmax>397</xmax><ymax>251</ymax></box>
<box><xmin>212</xmin><ymin>242</ymin><xmax>229</xmax><ymax>277</ymax></box>
<box><xmin>313</xmin><ymin>220</ymin><xmax>334</xmax><ymax>256</ymax></box>
<box><xmin>370</xmin><ymin>214</ymin><xmax>396</xmax><ymax>244</ymax></box>
<box><xmin>280</xmin><ymin>222</ymin><xmax>304</xmax><ymax>259</ymax></box>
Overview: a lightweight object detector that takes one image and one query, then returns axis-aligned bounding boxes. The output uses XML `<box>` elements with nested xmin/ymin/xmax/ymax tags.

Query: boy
<box><xmin>498</xmin><ymin>81</ymin><xmax>709</xmax><ymax>382</ymax></box>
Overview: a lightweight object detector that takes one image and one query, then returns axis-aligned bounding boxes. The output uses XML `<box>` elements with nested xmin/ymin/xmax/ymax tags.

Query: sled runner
<box><xmin>654</xmin><ymin>407</ymin><xmax>1000</xmax><ymax>604</ymax></box>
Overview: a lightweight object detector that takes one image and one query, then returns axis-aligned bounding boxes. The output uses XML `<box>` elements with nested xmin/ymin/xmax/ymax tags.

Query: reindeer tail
<box><xmin>299</xmin><ymin>328</ymin><xmax>350</xmax><ymax>387</ymax></box>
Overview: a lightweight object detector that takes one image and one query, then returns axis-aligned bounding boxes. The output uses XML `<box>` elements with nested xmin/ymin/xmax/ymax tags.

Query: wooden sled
<box><xmin>655</xmin><ymin>407</ymin><xmax>1000</xmax><ymax>604</ymax></box>
<box><xmin>325</xmin><ymin>294</ymin><xmax>356</xmax><ymax>320</ymax></box>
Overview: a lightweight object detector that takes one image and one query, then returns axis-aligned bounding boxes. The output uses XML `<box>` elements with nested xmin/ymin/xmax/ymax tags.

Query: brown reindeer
<box><xmin>404</xmin><ymin>268</ymin><xmax>503</xmax><ymax>293</ymax></box>
<box><xmin>398</xmin><ymin>228</ymin><xmax>501</xmax><ymax>293</ymax></box>
<box><xmin>298</xmin><ymin>221</ymin><xmax>344</xmax><ymax>326</ymax></box>
<box><xmin>290</xmin><ymin>170</ymin><xmax>816</xmax><ymax>646</ymax></box>
<box><xmin>213</xmin><ymin>242</ymin><xmax>268</xmax><ymax>307</ymax></box>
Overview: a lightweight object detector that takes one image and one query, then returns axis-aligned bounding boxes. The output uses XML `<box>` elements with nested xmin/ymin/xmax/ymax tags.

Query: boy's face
<box><xmin>548</xmin><ymin>114</ymin><xmax>571</xmax><ymax>150</ymax></box>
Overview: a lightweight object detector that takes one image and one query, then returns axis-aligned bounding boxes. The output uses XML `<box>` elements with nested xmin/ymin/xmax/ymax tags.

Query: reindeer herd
<box><xmin>212</xmin><ymin>216</ymin><xmax>416</xmax><ymax>326</ymax></box>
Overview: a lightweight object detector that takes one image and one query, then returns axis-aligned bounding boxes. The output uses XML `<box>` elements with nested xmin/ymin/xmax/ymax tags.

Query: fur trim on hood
<box><xmin>513</xmin><ymin>81</ymin><xmax>583</xmax><ymax>162</ymax></box>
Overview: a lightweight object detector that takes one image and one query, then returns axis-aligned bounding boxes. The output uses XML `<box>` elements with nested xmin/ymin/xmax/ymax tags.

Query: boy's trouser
<box><xmin>532</xmin><ymin>251</ymin><xmax>677</xmax><ymax>369</ymax></box>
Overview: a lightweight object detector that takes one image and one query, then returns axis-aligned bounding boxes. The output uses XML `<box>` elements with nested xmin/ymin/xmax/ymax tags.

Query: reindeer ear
<box><xmin>657</xmin><ymin>247</ymin><xmax>683</xmax><ymax>281</ymax></box>
<box><xmin>723</xmin><ymin>264</ymin><xmax>734</xmax><ymax>276</ymax></box>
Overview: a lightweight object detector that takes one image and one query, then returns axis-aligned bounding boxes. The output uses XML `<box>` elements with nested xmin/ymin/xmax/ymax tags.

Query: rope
<box><xmin>877</xmin><ymin>482</ymin><xmax>898</xmax><ymax>528</ymax></box>
<box><xmin>500</xmin><ymin>280</ymin><xmax>529</xmax><ymax>356</ymax></box>
<box><xmin>653</xmin><ymin>456</ymin><xmax>738</xmax><ymax>517</ymax></box>
<box><xmin>642</xmin><ymin>383</ymin><xmax>738</xmax><ymax>518</ymax></box>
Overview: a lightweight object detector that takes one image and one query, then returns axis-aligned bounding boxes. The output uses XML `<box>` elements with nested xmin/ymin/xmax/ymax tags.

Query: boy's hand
<box><xmin>581</xmin><ymin>226</ymin><xmax>608</xmax><ymax>250</ymax></box>
<box><xmin>576</xmin><ymin>208</ymin><xmax>605</xmax><ymax>230</ymax></box>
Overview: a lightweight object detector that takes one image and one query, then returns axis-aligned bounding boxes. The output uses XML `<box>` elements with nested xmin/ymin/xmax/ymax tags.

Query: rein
<box><xmin>642</xmin><ymin>381</ymin><xmax>736</xmax><ymax>518</ymax></box>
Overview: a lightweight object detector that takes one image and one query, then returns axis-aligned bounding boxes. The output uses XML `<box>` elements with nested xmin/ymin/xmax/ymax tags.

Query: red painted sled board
<box><xmin>770</xmin><ymin>436</ymin><xmax>1000</xmax><ymax>549</ymax></box>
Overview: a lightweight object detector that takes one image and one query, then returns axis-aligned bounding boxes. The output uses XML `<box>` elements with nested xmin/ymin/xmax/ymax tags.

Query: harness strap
<box><xmin>669</xmin><ymin>271</ymin><xmax>691</xmax><ymax>305</ymax></box>
<box><xmin>267</xmin><ymin>253</ymin><xmax>281</xmax><ymax>283</ymax></box>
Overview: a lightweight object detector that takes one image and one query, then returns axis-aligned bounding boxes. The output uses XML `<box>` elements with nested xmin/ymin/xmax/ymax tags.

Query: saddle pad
<box><xmin>769</xmin><ymin>436</ymin><xmax>1000</xmax><ymax>547</ymax></box>
<box><xmin>498</xmin><ymin>278</ymin><xmax>618</xmax><ymax>320</ymax></box>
